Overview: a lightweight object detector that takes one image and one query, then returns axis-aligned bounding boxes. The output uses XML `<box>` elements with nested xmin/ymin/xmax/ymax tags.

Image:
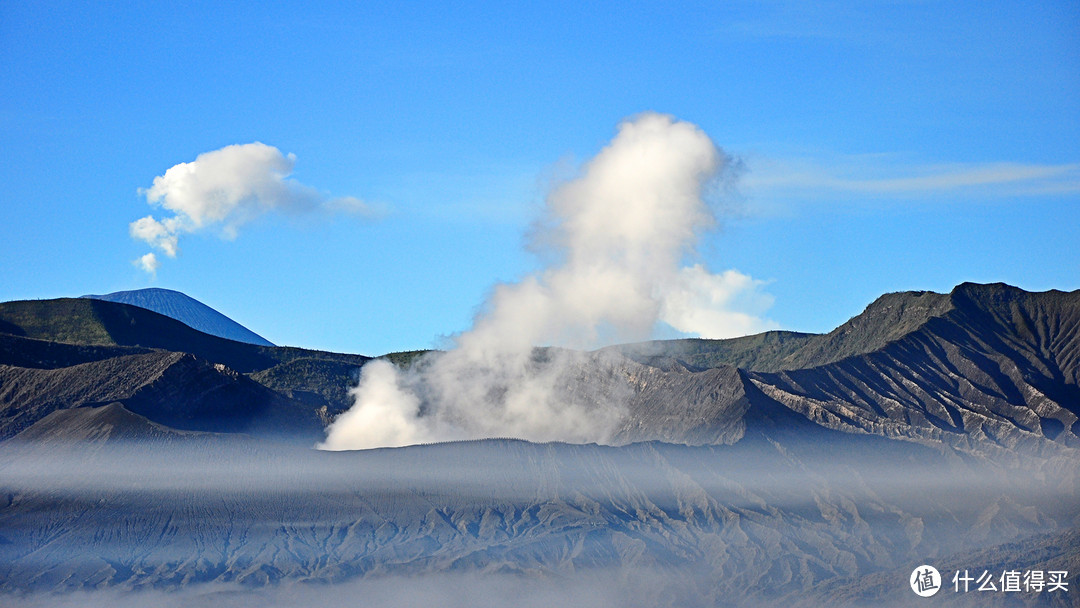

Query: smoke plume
<box><xmin>321</xmin><ymin>113</ymin><xmax>776</xmax><ymax>450</ymax></box>
<box><xmin>130</xmin><ymin>142</ymin><xmax>375</xmax><ymax>272</ymax></box>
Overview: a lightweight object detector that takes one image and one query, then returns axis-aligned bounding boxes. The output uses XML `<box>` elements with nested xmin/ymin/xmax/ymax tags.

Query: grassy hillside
<box><xmin>0</xmin><ymin>298</ymin><xmax>369</xmax><ymax>374</ymax></box>
<box><xmin>0</xmin><ymin>299</ymin><xmax>115</xmax><ymax>345</ymax></box>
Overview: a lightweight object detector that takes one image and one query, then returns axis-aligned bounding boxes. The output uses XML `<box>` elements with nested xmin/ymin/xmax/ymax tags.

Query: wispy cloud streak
<box><xmin>744</xmin><ymin>157</ymin><xmax>1080</xmax><ymax>201</ymax></box>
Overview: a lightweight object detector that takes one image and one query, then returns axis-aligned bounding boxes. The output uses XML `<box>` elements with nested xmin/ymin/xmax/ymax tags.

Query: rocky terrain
<box><xmin>609</xmin><ymin>283</ymin><xmax>1080</xmax><ymax>461</ymax></box>
<box><xmin>0</xmin><ymin>282</ymin><xmax>1077</xmax><ymax>606</ymax></box>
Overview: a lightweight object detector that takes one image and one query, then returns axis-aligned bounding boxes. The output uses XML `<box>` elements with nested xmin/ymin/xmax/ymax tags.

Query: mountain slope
<box><xmin>0</xmin><ymin>297</ymin><xmax>368</xmax><ymax>373</ymax></box>
<box><xmin>744</xmin><ymin>283</ymin><xmax>1080</xmax><ymax>456</ymax></box>
<box><xmin>83</xmin><ymin>287</ymin><xmax>275</xmax><ymax>346</ymax></box>
<box><xmin>0</xmin><ymin>297</ymin><xmax>281</xmax><ymax>371</ymax></box>
<box><xmin>0</xmin><ymin>349</ymin><xmax>323</xmax><ymax>441</ymax></box>
<box><xmin>0</xmin><ymin>297</ymin><xmax>369</xmax><ymax>415</ymax></box>
<box><xmin>607</xmin><ymin>283</ymin><xmax>1080</xmax><ymax>459</ymax></box>
<box><xmin>774</xmin><ymin>287</ymin><xmax>955</xmax><ymax>371</ymax></box>
<box><xmin>12</xmin><ymin>402</ymin><xmax>210</xmax><ymax>443</ymax></box>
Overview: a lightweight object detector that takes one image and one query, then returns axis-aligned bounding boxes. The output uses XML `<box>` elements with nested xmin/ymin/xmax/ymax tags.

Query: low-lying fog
<box><xmin>1</xmin><ymin>437</ymin><xmax>1076</xmax><ymax>607</ymax></box>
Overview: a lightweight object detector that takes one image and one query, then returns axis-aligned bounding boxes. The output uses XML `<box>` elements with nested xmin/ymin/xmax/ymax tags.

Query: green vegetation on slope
<box><xmin>0</xmin><ymin>299</ymin><xmax>115</xmax><ymax>346</ymax></box>
<box><xmin>610</xmin><ymin>331</ymin><xmax>817</xmax><ymax>372</ymax></box>
<box><xmin>378</xmin><ymin>349</ymin><xmax>435</xmax><ymax>369</ymax></box>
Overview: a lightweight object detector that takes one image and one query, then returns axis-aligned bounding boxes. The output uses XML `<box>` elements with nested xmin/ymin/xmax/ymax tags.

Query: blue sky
<box><xmin>2</xmin><ymin>1</ymin><xmax>1077</xmax><ymax>355</ymax></box>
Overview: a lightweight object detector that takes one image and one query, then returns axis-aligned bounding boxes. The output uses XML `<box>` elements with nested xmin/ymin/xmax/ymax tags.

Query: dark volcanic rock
<box><xmin>605</xmin><ymin>283</ymin><xmax>1080</xmax><ymax>460</ymax></box>
<box><xmin>744</xmin><ymin>284</ymin><xmax>1080</xmax><ymax>458</ymax></box>
<box><xmin>12</xmin><ymin>402</ymin><xmax>206</xmax><ymax>443</ymax></box>
<box><xmin>0</xmin><ymin>332</ymin><xmax>152</xmax><ymax>370</ymax></box>
<box><xmin>0</xmin><ymin>351</ymin><xmax>322</xmax><ymax>441</ymax></box>
<box><xmin>614</xmin><ymin>363</ymin><xmax>753</xmax><ymax>445</ymax></box>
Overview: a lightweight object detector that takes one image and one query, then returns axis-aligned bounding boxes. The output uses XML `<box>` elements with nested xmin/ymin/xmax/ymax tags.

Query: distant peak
<box><xmin>81</xmin><ymin>288</ymin><xmax>275</xmax><ymax>347</ymax></box>
<box><xmin>83</xmin><ymin>287</ymin><xmax>173</xmax><ymax>299</ymax></box>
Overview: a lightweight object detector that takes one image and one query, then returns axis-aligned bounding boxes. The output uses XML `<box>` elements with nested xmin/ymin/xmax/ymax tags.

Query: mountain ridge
<box><xmin>2</xmin><ymin>282</ymin><xmax>1077</xmax><ymax>457</ymax></box>
<box><xmin>738</xmin><ymin>282</ymin><xmax>1080</xmax><ymax>458</ymax></box>
<box><xmin>1</xmin><ymin>282</ymin><xmax>1078</xmax><ymax>605</ymax></box>
<box><xmin>599</xmin><ymin>283</ymin><xmax>1080</xmax><ymax>463</ymax></box>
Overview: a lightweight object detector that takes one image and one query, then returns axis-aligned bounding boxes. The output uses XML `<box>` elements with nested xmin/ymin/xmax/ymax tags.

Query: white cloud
<box><xmin>660</xmin><ymin>265</ymin><xmax>780</xmax><ymax>338</ymax></box>
<box><xmin>130</xmin><ymin>142</ymin><xmax>376</xmax><ymax>272</ymax></box>
<box><xmin>129</xmin><ymin>216</ymin><xmax>180</xmax><ymax>257</ymax></box>
<box><xmin>134</xmin><ymin>252</ymin><xmax>160</xmax><ymax>276</ymax></box>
